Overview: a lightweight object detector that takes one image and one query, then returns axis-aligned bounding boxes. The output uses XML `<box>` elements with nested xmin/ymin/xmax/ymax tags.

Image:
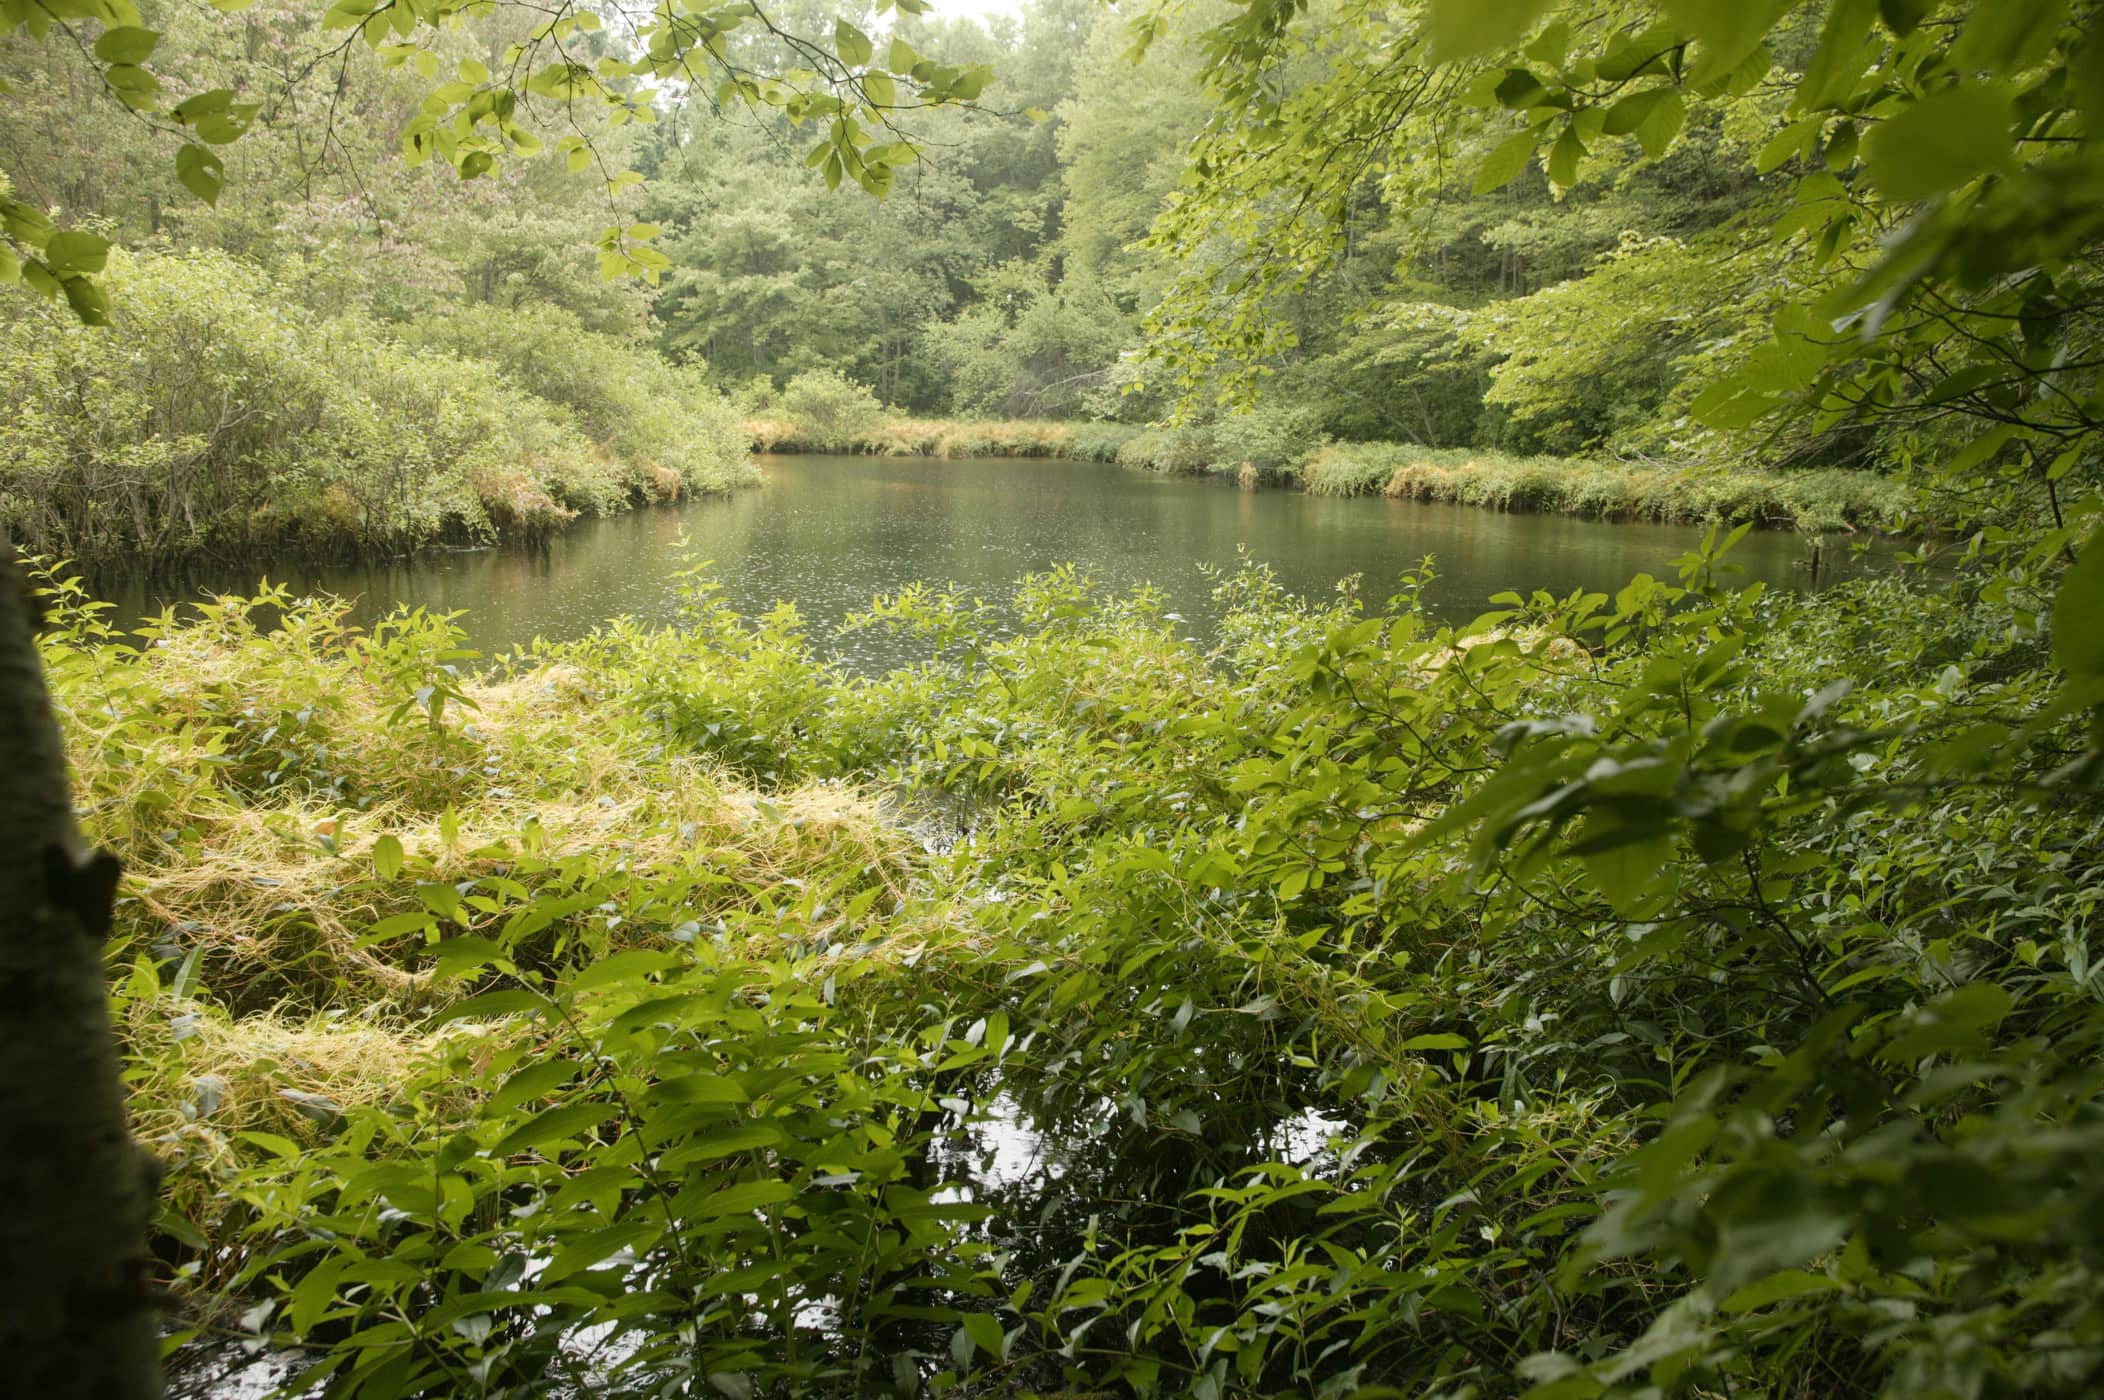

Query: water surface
<box><xmin>110</xmin><ymin>454</ymin><xmax>1867</xmax><ymax>670</ymax></box>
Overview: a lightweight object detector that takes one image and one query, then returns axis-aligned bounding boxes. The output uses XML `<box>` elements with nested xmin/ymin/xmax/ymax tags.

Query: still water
<box><xmin>111</xmin><ymin>454</ymin><xmax>1861</xmax><ymax>670</ymax></box>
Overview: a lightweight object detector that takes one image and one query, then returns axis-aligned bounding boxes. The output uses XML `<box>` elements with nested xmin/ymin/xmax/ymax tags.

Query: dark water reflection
<box><xmin>107</xmin><ymin>455</ymin><xmax>1874</xmax><ymax>671</ymax></box>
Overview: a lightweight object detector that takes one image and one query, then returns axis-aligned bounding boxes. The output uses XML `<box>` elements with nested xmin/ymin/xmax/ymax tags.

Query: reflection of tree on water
<box><xmin>104</xmin><ymin>457</ymin><xmax>1879</xmax><ymax>671</ymax></box>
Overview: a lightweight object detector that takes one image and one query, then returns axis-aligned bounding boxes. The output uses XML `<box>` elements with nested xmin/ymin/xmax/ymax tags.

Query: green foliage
<box><xmin>1300</xmin><ymin>443</ymin><xmax>1911</xmax><ymax>531</ymax></box>
<box><xmin>406</xmin><ymin>302</ymin><xmax>752</xmax><ymax>500</ymax></box>
<box><xmin>0</xmin><ymin>0</ymin><xmax>995</xmax><ymax>317</ymax></box>
<box><xmin>0</xmin><ymin>250</ymin><xmax>753</xmax><ymax>563</ymax></box>
<box><xmin>919</xmin><ymin>264</ymin><xmax>1132</xmax><ymax>419</ymax></box>
<box><xmin>13</xmin><ymin>3</ymin><xmax>2104</xmax><ymax>1398</ymax></box>
<box><xmin>54</xmin><ymin>523</ymin><xmax>2101</xmax><ymax>1397</ymax></box>
<box><xmin>773</xmin><ymin>368</ymin><xmax>889</xmax><ymax>452</ymax></box>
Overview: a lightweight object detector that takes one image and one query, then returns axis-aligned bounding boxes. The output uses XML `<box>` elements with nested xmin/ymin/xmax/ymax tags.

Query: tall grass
<box><xmin>763</xmin><ymin>413</ymin><xmax>1911</xmax><ymax>533</ymax></box>
<box><xmin>1302</xmin><ymin>442</ymin><xmax>1909</xmax><ymax>531</ymax></box>
<box><xmin>749</xmin><ymin>415</ymin><xmax>1139</xmax><ymax>461</ymax></box>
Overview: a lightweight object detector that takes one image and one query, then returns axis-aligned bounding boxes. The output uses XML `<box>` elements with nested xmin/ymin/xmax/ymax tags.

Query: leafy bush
<box><xmin>66</xmin><ymin>516</ymin><xmax>2100</xmax><ymax>1398</ymax></box>
<box><xmin>407</xmin><ymin>302</ymin><xmax>754</xmax><ymax>498</ymax></box>
<box><xmin>0</xmin><ymin>250</ymin><xmax>752</xmax><ymax>566</ymax></box>
<box><xmin>775</xmin><ymin>368</ymin><xmax>887</xmax><ymax>450</ymax></box>
<box><xmin>1207</xmin><ymin>403</ymin><xmax>1325</xmax><ymax>480</ymax></box>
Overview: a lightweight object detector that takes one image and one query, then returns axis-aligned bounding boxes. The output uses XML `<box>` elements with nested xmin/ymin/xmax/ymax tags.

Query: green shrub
<box><xmin>1209</xmin><ymin>403</ymin><xmax>1325</xmax><ymax>479</ymax></box>
<box><xmin>0</xmin><ymin>250</ymin><xmax>756</xmax><ymax>565</ymax></box>
<box><xmin>79</xmin><ymin>540</ymin><xmax>2102</xmax><ymax>1399</ymax></box>
<box><xmin>776</xmin><ymin>368</ymin><xmax>887</xmax><ymax>450</ymax></box>
<box><xmin>407</xmin><ymin>302</ymin><xmax>755</xmax><ymax>498</ymax></box>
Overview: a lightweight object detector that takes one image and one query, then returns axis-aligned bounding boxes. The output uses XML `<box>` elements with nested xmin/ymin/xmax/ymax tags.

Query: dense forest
<box><xmin>2</xmin><ymin>0</ymin><xmax>1927</xmax><ymax>566</ymax></box>
<box><xmin>2</xmin><ymin>1</ymin><xmax>2103</xmax><ymax>1399</ymax></box>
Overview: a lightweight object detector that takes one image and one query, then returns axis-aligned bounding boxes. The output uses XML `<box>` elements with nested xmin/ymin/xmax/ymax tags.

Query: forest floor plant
<box><xmin>41</xmin><ymin>521</ymin><xmax>2104</xmax><ymax>1398</ymax></box>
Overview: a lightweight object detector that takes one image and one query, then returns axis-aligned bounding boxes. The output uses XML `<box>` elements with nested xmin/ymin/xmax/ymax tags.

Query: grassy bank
<box><xmin>47</xmin><ymin>541</ymin><xmax>2100</xmax><ymax>1398</ymax></box>
<box><xmin>1293</xmin><ymin>441</ymin><xmax>1911</xmax><ymax>532</ymax></box>
<box><xmin>748</xmin><ymin>414</ymin><xmax>1137</xmax><ymax>461</ymax></box>
<box><xmin>0</xmin><ymin>250</ymin><xmax>757</xmax><ymax>568</ymax></box>
<box><xmin>748</xmin><ymin>413</ymin><xmax>1908</xmax><ymax>532</ymax></box>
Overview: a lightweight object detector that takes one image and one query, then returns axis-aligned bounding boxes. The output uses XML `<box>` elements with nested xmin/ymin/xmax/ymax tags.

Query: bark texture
<box><xmin>0</xmin><ymin>552</ymin><xmax>162</xmax><ymax>1398</ymax></box>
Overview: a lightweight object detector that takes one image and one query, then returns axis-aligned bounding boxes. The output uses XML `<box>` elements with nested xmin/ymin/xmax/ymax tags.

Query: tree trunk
<box><xmin>0</xmin><ymin>548</ymin><xmax>163</xmax><ymax>1398</ymax></box>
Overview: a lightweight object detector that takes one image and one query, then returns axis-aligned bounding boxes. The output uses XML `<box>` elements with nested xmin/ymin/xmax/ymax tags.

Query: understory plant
<box><xmin>43</xmin><ymin>508</ymin><xmax>2103</xmax><ymax>1396</ymax></box>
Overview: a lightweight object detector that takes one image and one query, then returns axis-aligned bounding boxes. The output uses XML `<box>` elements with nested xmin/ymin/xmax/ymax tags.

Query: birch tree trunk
<box><xmin>0</xmin><ymin>548</ymin><xmax>162</xmax><ymax>1398</ymax></box>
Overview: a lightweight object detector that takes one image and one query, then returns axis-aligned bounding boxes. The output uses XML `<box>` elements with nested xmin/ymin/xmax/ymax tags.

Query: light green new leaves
<box><xmin>1424</xmin><ymin>0</ymin><xmax>1551</xmax><ymax>60</ymax></box>
<box><xmin>2053</xmin><ymin>534</ymin><xmax>2104</xmax><ymax>681</ymax></box>
<box><xmin>835</xmin><ymin>18</ymin><xmax>874</xmax><ymax>68</ymax></box>
<box><xmin>1661</xmin><ymin>0</ymin><xmax>1791</xmax><ymax>83</ymax></box>
<box><xmin>1474</xmin><ymin>129</ymin><xmax>1539</xmax><ymax>193</ymax></box>
<box><xmin>1862</xmin><ymin>83</ymin><xmax>2014</xmax><ymax>201</ymax></box>
<box><xmin>175</xmin><ymin>144</ymin><xmax>223</xmax><ymax>205</ymax></box>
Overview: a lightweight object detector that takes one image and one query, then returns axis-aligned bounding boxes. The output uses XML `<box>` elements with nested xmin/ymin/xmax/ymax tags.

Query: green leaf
<box><xmin>1494</xmin><ymin>68</ymin><xmax>1548</xmax><ymax>109</ymax></box>
<box><xmin>1474</xmin><ymin>129</ymin><xmax>1537</xmax><ymax>193</ymax></box>
<box><xmin>1878</xmin><ymin>0</ymin><xmax>1929</xmax><ymax>36</ymax></box>
<box><xmin>835</xmin><ymin>19</ymin><xmax>873</xmax><ymax>68</ymax></box>
<box><xmin>1862</xmin><ymin>85</ymin><xmax>2013</xmax><ymax>201</ymax></box>
<box><xmin>372</xmin><ymin>834</ymin><xmax>404</xmax><ymax>880</ymax></box>
<box><xmin>63</xmin><ymin>274</ymin><xmax>109</xmax><ymax>324</ymax></box>
<box><xmin>484</xmin><ymin>1061</ymin><xmax>582</xmax><ymax>1117</ymax></box>
<box><xmin>100</xmin><ymin>62</ymin><xmax>158</xmax><ymax>107</ymax></box>
<box><xmin>566</xmin><ymin>949</ymin><xmax>681</xmax><ymax>995</ymax></box>
<box><xmin>360</xmin><ymin>911</ymin><xmax>432</xmax><ymax>943</ymax></box>
<box><xmin>541</xmin><ymin>1221</ymin><xmax>659</xmax><ymax>1282</ymax></box>
<box><xmin>430</xmin><ymin>934</ymin><xmax>506</xmax><ymax>979</ymax></box>
<box><xmin>1662</xmin><ymin>0</ymin><xmax>1790</xmax><ymax>84</ymax></box>
<box><xmin>427</xmin><ymin>988</ymin><xmax>549</xmax><ymax>1028</ymax></box>
<box><xmin>1635</xmin><ymin>87</ymin><xmax>1686</xmax><ymax>157</ymax></box>
<box><xmin>695</xmin><ymin>1178</ymin><xmax>794</xmax><ymax>1218</ymax></box>
<box><xmin>1756</xmin><ymin>117</ymin><xmax>1820</xmax><ymax>173</ymax></box>
<box><xmin>1875</xmin><ymin>982</ymin><xmax>2014</xmax><ymax>1065</ymax></box>
<box><xmin>490</xmin><ymin>1102</ymin><xmax>610</xmax><ymax>1158</ymax></box>
<box><xmin>1573</xmin><ymin>812</ymin><xmax>1674</xmax><ymax>918</ymax></box>
<box><xmin>2053</xmin><ymin>534</ymin><xmax>2104</xmax><ymax>679</ymax></box>
<box><xmin>1951</xmin><ymin>0</ymin><xmax>2068</xmax><ymax>70</ymax></box>
<box><xmin>1797</xmin><ymin>0</ymin><xmax>1877</xmax><ymax>110</ymax></box>
<box><xmin>1424</xmin><ymin>0</ymin><xmax>1551</xmax><ymax>61</ymax></box>
<box><xmin>174</xmin><ymin>144</ymin><xmax>223</xmax><ymax>205</ymax></box>
<box><xmin>1601</xmin><ymin>87</ymin><xmax>1671</xmax><ymax>136</ymax></box>
<box><xmin>961</xmin><ymin>1312</ymin><xmax>1006</xmax><ymax>1359</ymax></box>
<box><xmin>1547</xmin><ymin>124</ymin><xmax>1585</xmax><ymax>186</ymax></box>
<box><xmin>93</xmin><ymin>25</ymin><xmax>158</xmax><ymax>64</ymax></box>
<box><xmin>1720</xmin><ymin>1269</ymin><xmax>1842</xmax><ymax>1313</ymax></box>
<box><xmin>43</xmin><ymin>232</ymin><xmax>110</xmax><ymax>274</ymax></box>
<box><xmin>169</xmin><ymin>88</ymin><xmax>235</xmax><ymax>123</ymax></box>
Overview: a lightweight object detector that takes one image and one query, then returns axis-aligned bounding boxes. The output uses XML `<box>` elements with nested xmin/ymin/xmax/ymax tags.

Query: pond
<box><xmin>109</xmin><ymin>454</ymin><xmax>1874</xmax><ymax>670</ymax></box>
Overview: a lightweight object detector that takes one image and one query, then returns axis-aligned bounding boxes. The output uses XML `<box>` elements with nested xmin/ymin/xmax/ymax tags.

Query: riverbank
<box><xmin>747</xmin><ymin>415</ymin><xmax>1910</xmax><ymax>533</ymax></box>
<box><xmin>0</xmin><ymin>250</ymin><xmax>758</xmax><ymax>568</ymax></box>
<box><xmin>54</xmin><ymin>552</ymin><xmax>2087</xmax><ymax>1397</ymax></box>
<box><xmin>747</xmin><ymin>414</ymin><xmax>1138</xmax><ymax>461</ymax></box>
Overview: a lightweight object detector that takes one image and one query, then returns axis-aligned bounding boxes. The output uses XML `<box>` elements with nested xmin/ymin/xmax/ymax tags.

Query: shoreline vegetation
<box><xmin>0</xmin><ymin>250</ymin><xmax>758</xmax><ymax>570</ymax></box>
<box><xmin>56</xmin><ymin>543</ymin><xmax>2098</xmax><ymax>1398</ymax></box>
<box><xmin>0</xmin><ymin>249</ymin><xmax>1900</xmax><ymax>579</ymax></box>
<box><xmin>751</xmin><ymin>415</ymin><xmax>1912</xmax><ymax>534</ymax></box>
